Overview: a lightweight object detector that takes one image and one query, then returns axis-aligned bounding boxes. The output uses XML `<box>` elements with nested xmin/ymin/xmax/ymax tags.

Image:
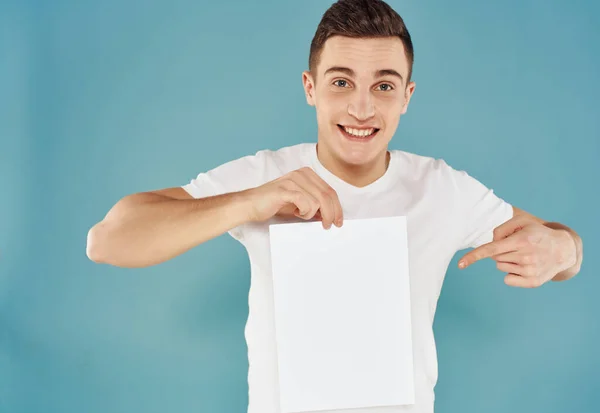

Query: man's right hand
<box><xmin>244</xmin><ymin>167</ymin><xmax>343</xmax><ymax>229</ymax></box>
<box><xmin>86</xmin><ymin>167</ymin><xmax>343</xmax><ymax>267</ymax></box>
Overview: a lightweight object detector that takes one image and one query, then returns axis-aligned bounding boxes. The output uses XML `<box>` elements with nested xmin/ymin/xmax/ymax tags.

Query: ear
<box><xmin>302</xmin><ymin>70</ymin><xmax>316</xmax><ymax>106</ymax></box>
<box><xmin>400</xmin><ymin>80</ymin><xmax>416</xmax><ymax>115</ymax></box>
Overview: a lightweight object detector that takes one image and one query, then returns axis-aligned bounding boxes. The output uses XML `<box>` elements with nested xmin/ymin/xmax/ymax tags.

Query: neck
<box><xmin>316</xmin><ymin>143</ymin><xmax>390</xmax><ymax>188</ymax></box>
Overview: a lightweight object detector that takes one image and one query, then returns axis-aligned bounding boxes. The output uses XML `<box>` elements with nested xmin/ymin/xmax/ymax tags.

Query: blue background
<box><xmin>2</xmin><ymin>0</ymin><xmax>599</xmax><ymax>412</ymax></box>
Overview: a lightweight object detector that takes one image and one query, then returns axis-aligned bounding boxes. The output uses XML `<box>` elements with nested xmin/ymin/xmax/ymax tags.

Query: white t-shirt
<box><xmin>182</xmin><ymin>143</ymin><xmax>513</xmax><ymax>413</ymax></box>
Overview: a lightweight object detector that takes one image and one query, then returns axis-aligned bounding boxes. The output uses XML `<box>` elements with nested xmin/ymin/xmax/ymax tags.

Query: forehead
<box><xmin>317</xmin><ymin>36</ymin><xmax>409</xmax><ymax>79</ymax></box>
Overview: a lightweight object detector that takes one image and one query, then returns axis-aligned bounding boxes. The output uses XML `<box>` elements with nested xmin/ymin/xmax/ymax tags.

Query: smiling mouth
<box><xmin>337</xmin><ymin>124</ymin><xmax>380</xmax><ymax>140</ymax></box>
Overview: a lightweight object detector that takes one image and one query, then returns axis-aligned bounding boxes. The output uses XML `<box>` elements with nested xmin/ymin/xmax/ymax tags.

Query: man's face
<box><xmin>303</xmin><ymin>36</ymin><xmax>415</xmax><ymax>166</ymax></box>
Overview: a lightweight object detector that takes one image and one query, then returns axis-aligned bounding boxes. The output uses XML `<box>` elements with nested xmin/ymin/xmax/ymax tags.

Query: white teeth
<box><xmin>343</xmin><ymin>127</ymin><xmax>375</xmax><ymax>137</ymax></box>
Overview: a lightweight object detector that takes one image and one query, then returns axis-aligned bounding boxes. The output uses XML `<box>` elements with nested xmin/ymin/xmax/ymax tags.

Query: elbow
<box><xmin>86</xmin><ymin>221</ymin><xmax>148</xmax><ymax>268</ymax></box>
<box><xmin>86</xmin><ymin>222</ymin><xmax>110</xmax><ymax>264</ymax></box>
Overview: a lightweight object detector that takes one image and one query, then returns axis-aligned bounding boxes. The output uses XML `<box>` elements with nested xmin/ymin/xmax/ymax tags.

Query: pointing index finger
<box><xmin>459</xmin><ymin>237</ymin><xmax>518</xmax><ymax>268</ymax></box>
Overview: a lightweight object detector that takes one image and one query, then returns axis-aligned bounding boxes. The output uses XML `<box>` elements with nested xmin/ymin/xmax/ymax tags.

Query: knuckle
<box><xmin>293</xmin><ymin>197</ymin><xmax>306</xmax><ymax>211</ymax></box>
<box><xmin>526</xmin><ymin>233</ymin><xmax>540</xmax><ymax>245</ymax></box>
<box><xmin>285</xmin><ymin>180</ymin><xmax>299</xmax><ymax>191</ymax></box>
<box><xmin>517</xmin><ymin>236</ymin><xmax>530</xmax><ymax>249</ymax></box>
<box><xmin>278</xmin><ymin>187</ymin><xmax>290</xmax><ymax>197</ymax></box>
<box><xmin>320</xmin><ymin>190</ymin><xmax>332</xmax><ymax>200</ymax></box>
<box><xmin>280</xmin><ymin>176</ymin><xmax>294</xmax><ymax>186</ymax></box>
<box><xmin>320</xmin><ymin>207</ymin><xmax>332</xmax><ymax>218</ymax></box>
<box><xmin>525</xmin><ymin>267</ymin><xmax>537</xmax><ymax>278</ymax></box>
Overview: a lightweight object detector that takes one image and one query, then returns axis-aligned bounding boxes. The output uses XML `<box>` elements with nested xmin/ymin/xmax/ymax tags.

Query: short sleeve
<box><xmin>444</xmin><ymin>163</ymin><xmax>514</xmax><ymax>250</ymax></box>
<box><xmin>181</xmin><ymin>150</ymin><xmax>273</xmax><ymax>241</ymax></box>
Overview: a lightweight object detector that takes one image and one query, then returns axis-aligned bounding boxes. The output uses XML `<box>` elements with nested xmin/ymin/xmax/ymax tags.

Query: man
<box><xmin>86</xmin><ymin>0</ymin><xmax>583</xmax><ymax>412</ymax></box>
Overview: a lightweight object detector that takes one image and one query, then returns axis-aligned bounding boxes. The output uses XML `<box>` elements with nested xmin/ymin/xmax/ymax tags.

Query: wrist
<box><xmin>544</xmin><ymin>223</ymin><xmax>581</xmax><ymax>281</ymax></box>
<box><xmin>234</xmin><ymin>189</ymin><xmax>260</xmax><ymax>224</ymax></box>
<box><xmin>556</xmin><ymin>229</ymin><xmax>578</xmax><ymax>269</ymax></box>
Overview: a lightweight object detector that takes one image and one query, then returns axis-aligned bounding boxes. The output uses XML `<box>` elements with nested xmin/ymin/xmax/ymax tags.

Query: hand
<box><xmin>458</xmin><ymin>214</ymin><xmax>577</xmax><ymax>288</ymax></box>
<box><xmin>244</xmin><ymin>167</ymin><xmax>343</xmax><ymax>229</ymax></box>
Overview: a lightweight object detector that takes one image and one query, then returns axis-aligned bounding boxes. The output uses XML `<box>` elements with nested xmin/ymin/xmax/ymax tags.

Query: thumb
<box><xmin>493</xmin><ymin>213</ymin><xmax>529</xmax><ymax>241</ymax></box>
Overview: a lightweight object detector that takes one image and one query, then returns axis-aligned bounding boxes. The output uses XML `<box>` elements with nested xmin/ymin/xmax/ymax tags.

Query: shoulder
<box><xmin>391</xmin><ymin>149</ymin><xmax>462</xmax><ymax>182</ymax></box>
<box><xmin>389</xmin><ymin>149</ymin><xmax>482</xmax><ymax>205</ymax></box>
<box><xmin>257</xmin><ymin>142</ymin><xmax>313</xmax><ymax>162</ymax></box>
<box><xmin>243</xmin><ymin>142</ymin><xmax>314</xmax><ymax>173</ymax></box>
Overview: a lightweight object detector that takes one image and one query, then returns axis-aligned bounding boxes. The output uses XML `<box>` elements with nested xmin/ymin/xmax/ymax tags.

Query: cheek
<box><xmin>315</xmin><ymin>94</ymin><xmax>346</xmax><ymax>122</ymax></box>
<box><xmin>376</xmin><ymin>97</ymin><xmax>403</xmax><ymax>123</ymax></box>
<box><xmin>315</xmin><ymin>106</ymin><xmax>335</xmax><ymax>131</ymax></box>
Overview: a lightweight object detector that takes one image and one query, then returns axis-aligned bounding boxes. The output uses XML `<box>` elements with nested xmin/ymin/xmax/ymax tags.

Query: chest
<box><xmin>240</xmin><ymin>188</ymin><xmax>460</xmax><ymax>291</ymax></box>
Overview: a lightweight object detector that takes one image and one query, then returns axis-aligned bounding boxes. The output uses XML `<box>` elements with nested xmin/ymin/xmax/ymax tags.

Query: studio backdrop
<box><xmin>1</xmin><ymin>0</ymin><xmax>599</xmax><ymax>412</ymax></box>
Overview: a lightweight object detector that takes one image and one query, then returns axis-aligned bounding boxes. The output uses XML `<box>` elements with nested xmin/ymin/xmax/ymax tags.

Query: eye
<box><xmin>376</xmin><ymin>83</ymin><xmax>394</xmax><ymax>91</ymax></box>
<box><xmin>333</xmin><ymin>79</ymin><xmax>350</xmax><ymax>88</ymax></box>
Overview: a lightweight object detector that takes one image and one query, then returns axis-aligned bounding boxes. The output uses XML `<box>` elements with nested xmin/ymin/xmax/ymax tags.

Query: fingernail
<box><xmin>458</xmin><ymin>261</ymin><xmax>466</xmax><ymax>269</ymax></box>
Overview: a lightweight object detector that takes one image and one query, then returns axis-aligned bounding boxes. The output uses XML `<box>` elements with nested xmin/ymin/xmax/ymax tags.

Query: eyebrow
<box><xmin>323</xmin><ymin>66</ymin><xmax>404</xmax><ymax>83</ymax></box>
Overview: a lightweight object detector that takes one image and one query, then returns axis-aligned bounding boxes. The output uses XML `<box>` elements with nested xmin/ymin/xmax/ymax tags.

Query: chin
<box><xmin>337</xmin><ymin>148</ymin><xmax>379</xmax><ymax>166</ymax></box>
<box><xmin>333</xmin><ymin>125</ymin><xmax>387</xmax><ymax>166</ymax></box>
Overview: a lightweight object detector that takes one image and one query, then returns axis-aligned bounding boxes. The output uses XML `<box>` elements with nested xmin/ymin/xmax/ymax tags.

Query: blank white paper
<box><xmin>269</xmin><ymin>216</ymin><xmax>415</xmax><ymax>413</ymax></box>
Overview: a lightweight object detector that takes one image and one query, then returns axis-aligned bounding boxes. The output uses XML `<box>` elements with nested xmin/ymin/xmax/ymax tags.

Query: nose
<box><xmin>347</xmin><ymin>89</ymin><xmax>375</xmax><ymax>121</ymax></box>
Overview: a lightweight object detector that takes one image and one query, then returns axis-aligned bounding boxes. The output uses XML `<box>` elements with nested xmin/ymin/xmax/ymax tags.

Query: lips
<box><xmin>337</xmin><ymin>124</ymin><xmax>380</xmax><ymax>141</ymax></box>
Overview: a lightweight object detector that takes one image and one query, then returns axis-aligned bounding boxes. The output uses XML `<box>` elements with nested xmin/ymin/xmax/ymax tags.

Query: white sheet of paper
<box><xmin>269</xmin><ymin>216</ymin><xmax>414</xmax><ymax>413</ymax></box>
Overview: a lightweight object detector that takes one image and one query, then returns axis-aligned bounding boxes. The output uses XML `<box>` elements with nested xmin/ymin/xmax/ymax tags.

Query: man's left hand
<box><xmin>458</xmin><ymin>215</ymin><xmax>578</xmax><ymax>288</ymax></box>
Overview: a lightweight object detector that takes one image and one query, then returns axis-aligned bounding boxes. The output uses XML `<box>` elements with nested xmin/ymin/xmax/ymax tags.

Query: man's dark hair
<box><xmin>309</xmin><ymin>0</ymin><xmax>414</xmax><ymax>82</ymax></box>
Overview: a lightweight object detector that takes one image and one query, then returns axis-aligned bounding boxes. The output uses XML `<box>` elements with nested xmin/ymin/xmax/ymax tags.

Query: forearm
<box><xmin>544</xmin><ymin>222</ymin><xmax>583</xmax><ymax>281</ymax></box>
<box><xmin>87</xmin><ymin>191</ymin><xmax>251</xmax><ymax>268</ymax></box>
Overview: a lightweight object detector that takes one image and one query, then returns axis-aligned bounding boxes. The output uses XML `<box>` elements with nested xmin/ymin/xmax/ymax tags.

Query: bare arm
<box><xmin>86</xmin><ymin>167</ymin><xmax>345</xmax><ymax>269</ymax></box>
<box><xmin>86</xmin><ymin>187</ymin><xmax>251</xmax><ymax>268</ymax></box>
